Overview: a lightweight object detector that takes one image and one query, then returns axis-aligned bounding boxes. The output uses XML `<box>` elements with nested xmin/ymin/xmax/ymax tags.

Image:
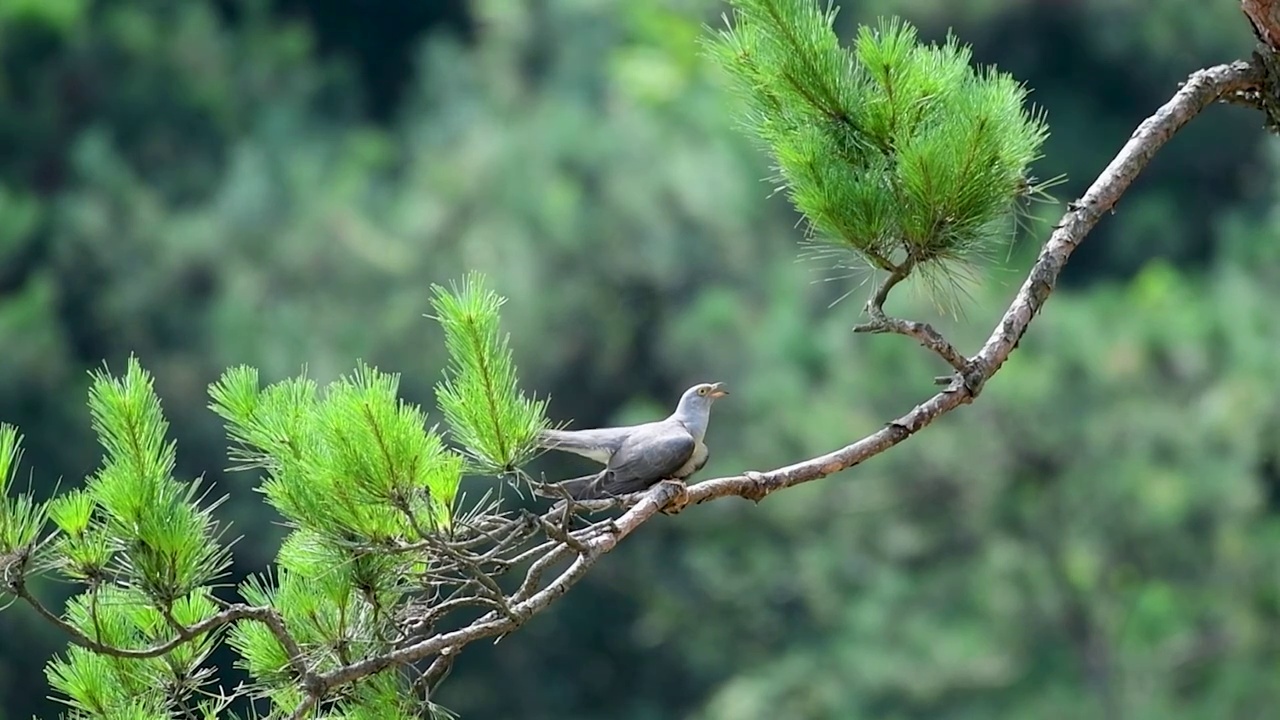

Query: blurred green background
<box><xmin>2</xmin><ymin>0</ymin><xmax>1279</xmax><ymax>718</ymax></box>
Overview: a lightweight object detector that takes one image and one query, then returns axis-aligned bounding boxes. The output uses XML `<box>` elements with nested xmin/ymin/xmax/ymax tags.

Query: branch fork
<box><xmin>852</xmin><ymin>261</ymin><xmax>972</xmax><ymax>380</ymax></box>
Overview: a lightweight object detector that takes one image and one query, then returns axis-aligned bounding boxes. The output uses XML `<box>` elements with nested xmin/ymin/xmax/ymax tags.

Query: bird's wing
<box><xmin>597</xmin><ymin>422</ymin><xmax>697</xmax><ymax>496</ymax></box>
<box><xmin>536</xmin><ymin>426</ymin><xmax>638</xmax><ymax>465</ymax></box>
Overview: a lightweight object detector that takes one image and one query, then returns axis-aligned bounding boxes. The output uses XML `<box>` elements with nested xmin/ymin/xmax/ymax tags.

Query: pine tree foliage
<box><xmin>430</xmin><ymin>272</ymin><xmax>551</xmax><ymax>475</ymax></box>
<box><xmin>86</xmin><ymin>360</ymin><xmax>233</xmax><ymax>604</ymax></box>
<box><xmin>0</xmin><ymin>276</ymin><xmax>541</xmax><ymax>718</ymax></box>
<box><xmin>0</xmin><ymin>424</ymin><xmax>45</xmax><ymax>561</ymax></box>
<box><xmin>6</xmin><ymin>359</ymin><xmax>235</xmax><ymax>718</ymax></box>
<box><xmin>705</xmin><ymin>0</ymin><xmax>1050</xmax><ymax>307</ymax></box>
<box><xmin>210</xmin><ymin>362</ymin><xmax>465</xmax><ymax>541</ymax></box>
<box><xmin>46</xmin><ymin>588</ymin><xmax>223</xmax><ymax>718</ymax></box>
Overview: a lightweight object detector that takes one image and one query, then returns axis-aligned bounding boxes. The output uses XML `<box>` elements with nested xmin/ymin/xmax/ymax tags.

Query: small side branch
<box><xmin>852</xmin><ymin>262</ymin><xmax>970</xmax><ymax>374</ymax></box>
<box><xmin>11</xmin><ymin>581</ymin><xmax>309</xmax><ymax>680</ymax></box>
<box><xmin>417</xmin><ymin>649</ymin><xmax>456</xmax><ymax>698</ymax></box>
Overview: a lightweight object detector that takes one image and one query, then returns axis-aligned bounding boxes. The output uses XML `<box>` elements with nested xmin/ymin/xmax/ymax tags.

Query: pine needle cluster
<box><xmin>18</xmin><ymin>359</ymin><xmax>233</xmax><ymax>717</ymax></box>
<box><xmin>705</xmin><ymin>0</ymin><xmax>1050</xmax><ymax>309</ymax></box>
<box><xmin>430</xmin><ymin>272</ymin><xmax>550</xmax><ymax>475</ymax></box>
<box><xmin>0</xmin><ymin>274</ymin><xmax>545</xmax><ymax>718</ymax></box>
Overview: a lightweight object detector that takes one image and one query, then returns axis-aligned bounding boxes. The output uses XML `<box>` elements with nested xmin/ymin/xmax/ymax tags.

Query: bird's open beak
<box><xmin>709</xmin><ymin>382</ymin><xmax>729</xmax><ymax>398</ymax></box>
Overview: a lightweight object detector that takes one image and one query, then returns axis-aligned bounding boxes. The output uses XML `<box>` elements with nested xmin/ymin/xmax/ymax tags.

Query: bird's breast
<box><xmin>674</xmin><ymin>441</ymin><xmax>709</xmax><ymax>479</ymax></box>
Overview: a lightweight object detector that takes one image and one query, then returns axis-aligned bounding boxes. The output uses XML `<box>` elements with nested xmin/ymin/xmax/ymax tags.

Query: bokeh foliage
<box><xmin>0</xmin><ymin>0</ymin><xmax>1278</xmax><ymax>718</ymax></box>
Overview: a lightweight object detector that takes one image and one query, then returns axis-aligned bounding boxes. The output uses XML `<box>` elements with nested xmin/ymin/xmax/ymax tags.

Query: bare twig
<box><xmin>415</xmin><ymin>596</ymin><xmax>502</xmax><ymax>632</ymax></box>
<box><xmin>530</xmin><ymin>511</ymin><xmax>590</xmax><ymax>554</ymax></box>
<box><xmin>505</xmin><ymin>538</ymin><xmax>561</xmax><ymax>568</ymax></box>
<box><xmin>11</xmin><ymin>582</ymin><xmax>310</xmax><ymax>680</ymax></box>
<box><xmin>852</xmin><ymin>261</ymin><xmax>970</xmax><ymax>374</ymax></box>
<box><xmin>511</xmin><ymin>544</ymin><xmax>576</xmax><ymax>604</ymax></box>
<box><xmin>421</xmin><ymin>649</ymin><xmax>456</xmax><ymax>694</ymax></box>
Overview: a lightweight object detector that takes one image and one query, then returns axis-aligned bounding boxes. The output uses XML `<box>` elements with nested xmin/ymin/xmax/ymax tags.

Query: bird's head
<box><xmin>676</xmin><ymin>382</ymin><xmax>729</xmax><ymax>415</ymax></box>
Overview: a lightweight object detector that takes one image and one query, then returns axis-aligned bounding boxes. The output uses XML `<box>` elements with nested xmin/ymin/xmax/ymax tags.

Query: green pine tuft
<box><xmin>0</xmin><ymin>423</ymin><xmax>47</xmax><ymax>562</ymax></box>
<box><xmin>706</xmin><ymin>2</ymin><xmax>1051</xmax><ymax>312</ymax></box>
<box><xmin>210</xmin><ymin>363</ymin><xmax>466</xmax><ymax>541</ymax></box>
<box><xmin>430</xmin><ymin>272</ymin><xmax>549</xmax><ymax>475</ymax></box>
<box><xmin>85</xmin><ymin>357</ymin><xmax>232</xmax><ymax>604</ymax></box>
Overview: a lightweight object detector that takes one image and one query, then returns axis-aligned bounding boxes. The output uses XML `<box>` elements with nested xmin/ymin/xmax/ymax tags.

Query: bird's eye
<box><xmin>697</xmin><ymin>387</ymin><xmax>707</xmax><ymax>396</ymax></box>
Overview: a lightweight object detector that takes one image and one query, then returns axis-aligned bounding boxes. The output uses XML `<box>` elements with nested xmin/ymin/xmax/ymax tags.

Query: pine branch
<box><xmin>696</xmin><ymin>59</ymin><xmax>1262</xmax><ymax>500</ymax></box>
<box><xmin>431</xmin><ymin>273</ymin><xmax>548</xmax><ymax>475</ymax></box>
<box><xmin>6</xmin><ymin>32</ymin><xmax>1266</xmax><ymax>720</ymax></box>
<box><xmin>277</xmin><ymin>58</ymin><xmax>1263</xmax><ymax>716</ymax></box>
<box><xmin>11</xmin><ymin>580</ymin><xmax>309</xmax><ymax>677</ymax></box>
<box><xmin>708</xmin><ymin>5</ymin><xmax>1050</xmax><ymax>315</ymax></box>
<box><xmin>851</xmin><ymin>261</ymin><xmax>970</xmax><ymax>375</ymax></box>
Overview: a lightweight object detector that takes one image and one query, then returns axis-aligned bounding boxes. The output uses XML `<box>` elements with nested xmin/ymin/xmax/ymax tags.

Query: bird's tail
<box><xmin>532</xmin><ymin>471</ymin><xmax>606</xmax><ymax>501</ymax></box>
<box><xmin>535</xmin><ymin>429</ymin><xmax>568</xmax><ymax>445</ymax></box>
<box><xmin>535</xmin><ymin>428</ymin><xmax>616</xmax><ymax>463</ymax></box>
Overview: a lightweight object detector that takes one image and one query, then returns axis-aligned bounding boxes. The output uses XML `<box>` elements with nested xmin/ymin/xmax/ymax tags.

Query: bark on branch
<box><xmin>1244</xmin><ymin>0</ymin><xmax>1280</xmax><ymax>50</ymax></box>
<box><xmin>10</xmin><ymin>581</ymin><xmax>311</xmax><ymax>680</ymax></box>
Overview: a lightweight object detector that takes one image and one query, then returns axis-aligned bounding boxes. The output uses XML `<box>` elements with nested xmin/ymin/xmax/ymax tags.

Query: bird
<box><xmin>533</xmin><ymin>382</ymin><xmax>729</xmax><ymax>500</ymax></box>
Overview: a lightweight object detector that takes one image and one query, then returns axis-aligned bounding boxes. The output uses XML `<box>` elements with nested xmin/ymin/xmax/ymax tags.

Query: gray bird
<box><xmin>534</xmin><ymin>382</ymin><xmax>729</xmax><ymax>500</ymax></box>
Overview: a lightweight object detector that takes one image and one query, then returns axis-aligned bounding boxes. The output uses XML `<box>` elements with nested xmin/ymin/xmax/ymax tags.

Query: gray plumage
<box><xmin>534</xmin><ymin>382</ymin><xmax>728</xmax><ymax>500</ymax></box>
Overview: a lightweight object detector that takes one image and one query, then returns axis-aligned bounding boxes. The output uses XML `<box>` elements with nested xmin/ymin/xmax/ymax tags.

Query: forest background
<box><xmin>2</xmin><ymin>0</ymin><xmax>1279</xmax><ymax>718</ymax></box>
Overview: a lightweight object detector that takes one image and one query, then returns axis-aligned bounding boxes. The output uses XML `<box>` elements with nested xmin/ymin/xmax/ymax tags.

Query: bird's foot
<box><xmin>591</xmin><ymin>519</ymin><xmax>621</xmax><ymax>537</ymax></box>
<box><xmin>657</xmin><ymin>479</ymin><xmax>690</xmax><ymax>515</ymax></box>
<box><xmin>743</xmin><ymin>471</ymin><xmax>769</xmax><ymax>503</ymax></box>
<box><xmin>586</xmin><ymin>515</ymin><xmax>619</xmax><ymax>538</ymax></box>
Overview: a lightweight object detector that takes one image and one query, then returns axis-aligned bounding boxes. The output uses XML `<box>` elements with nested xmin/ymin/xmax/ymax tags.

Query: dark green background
<box><xmin>2</xmin><ymin>1</ymin><xmax>1278</xmax><ymax>718</ymax></box>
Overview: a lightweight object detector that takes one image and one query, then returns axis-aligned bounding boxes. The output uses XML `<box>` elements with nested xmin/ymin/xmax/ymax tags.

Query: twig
<box><xmin>12</xmin><ymin>582</ymin><xmax>309</xmax><ymax>681</ymax></box>
<box><xmin>511</xmin><ymin>544</ymin><xmax>575</xmax><ymax>604</ymax></box>
<box><xmin>421</xmin><ymin>649</ymin><xmax>456</xmax><ymax>695</ymax></box>
<box><xmin>504</xmin><ymin>538</ymin><xmax>560</xmax><ymax>568</ymax></box>
<box><xmin>852</xmin><ymin>261</ymin><xmax>970</xmax><ymax>374</ymax></box>
<box><xmin>415</xmin><ymin>596</ymin><xmax>502</xmax><ymax>632</ymax></box>
<box><xmin>285</xmin><ymin>692</ymin><xmax>321</xmax><ymax>720</ymax></box>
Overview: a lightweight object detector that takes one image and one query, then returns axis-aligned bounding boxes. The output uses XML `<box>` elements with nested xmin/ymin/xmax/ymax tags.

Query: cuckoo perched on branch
<box><xmin>534</xmin><ymin>382</ymin><xmax>729</xmax><ymax>500</ymax></box>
